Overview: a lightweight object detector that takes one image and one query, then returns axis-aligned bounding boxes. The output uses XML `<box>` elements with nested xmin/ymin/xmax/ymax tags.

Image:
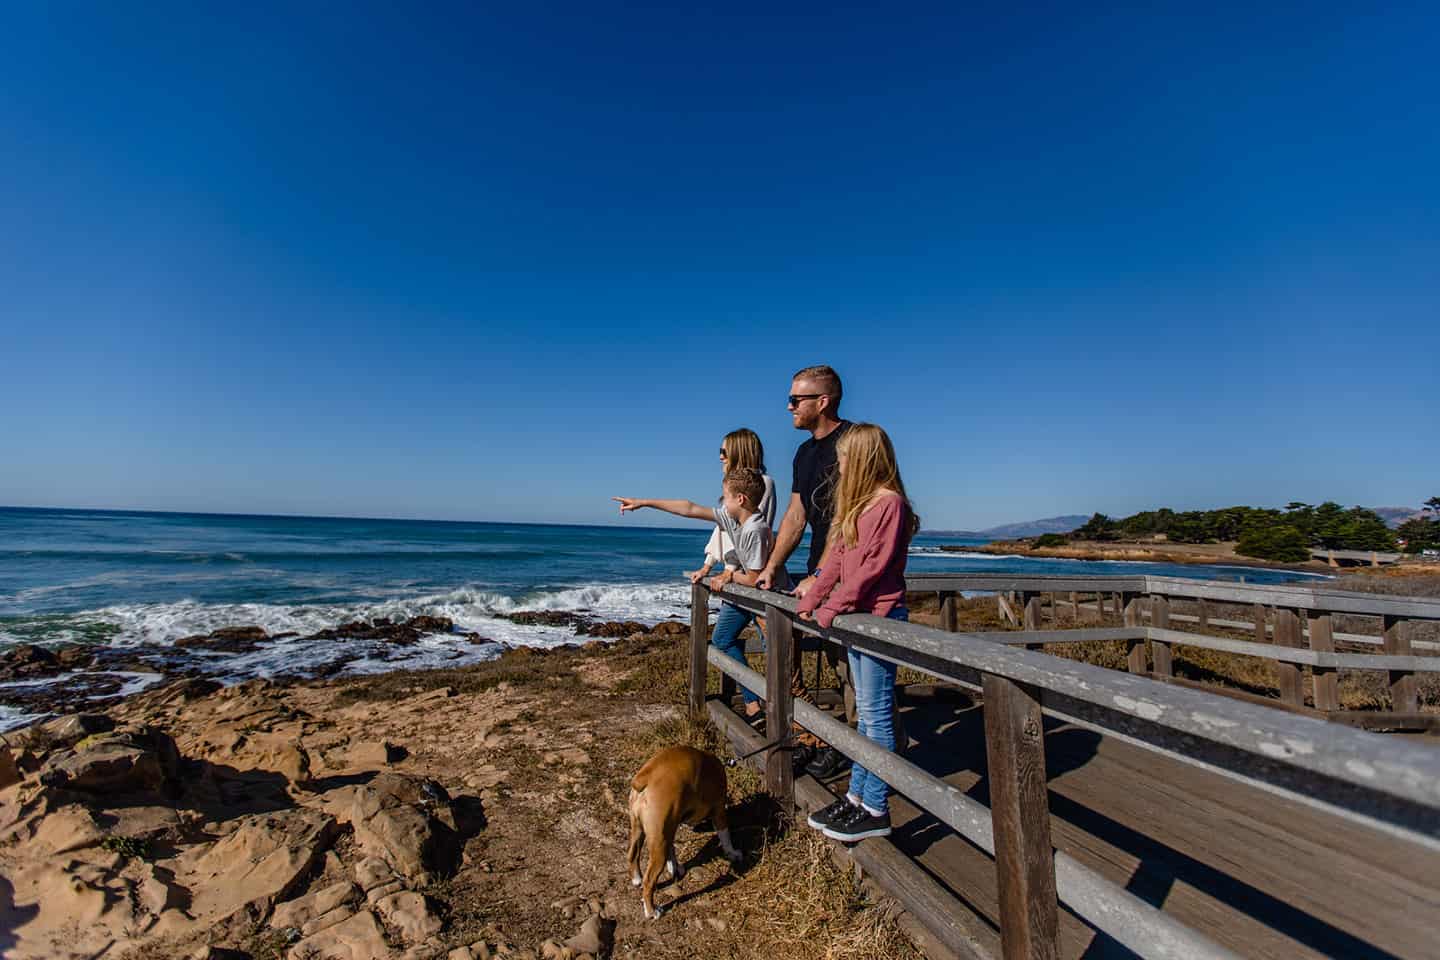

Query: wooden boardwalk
<box><xmin>857</xmin><ymin>686</ymin><xmax>1440</xmax><ymax>959</ymax></box>
<box><xmin>702</xmin><ymin>574</ymin><xmax>1440</xmax><ymax>959</ymax></box>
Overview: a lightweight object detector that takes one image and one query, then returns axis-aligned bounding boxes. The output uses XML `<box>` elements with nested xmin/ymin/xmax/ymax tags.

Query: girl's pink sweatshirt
<box><xmin>796</xmin><ymin>493</ymin><xmax>910</xmax><ymax>629</ymax></box>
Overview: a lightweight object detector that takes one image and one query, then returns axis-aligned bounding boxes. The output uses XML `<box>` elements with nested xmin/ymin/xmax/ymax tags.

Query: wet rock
<box><xmin>578</xmin><ymin>621</ymin><xmax>648</xmax><ymax>639</ymax></box>
<box><xmin>175</xmin><ymin>626</ymin><xmax>270</xmax><ymax>653</ymax></box>
<box><xmin>504</xmin><ymin>611</ymin><xmax>585</xmax><ymax>629</ymax></box>
<box><xmin>650</xmin><ymin>621</ymin><xmax>688</xmax><ymax>637</ymax></box>
<box><xmin>0</xmin><ymin>644</ymin><xmax>62</xmax><ymax>680</ymax></box>
<box><xmin>303</xmin><ymin>616</ymin><xmax>456</xmax><ymax>646</ymax></box>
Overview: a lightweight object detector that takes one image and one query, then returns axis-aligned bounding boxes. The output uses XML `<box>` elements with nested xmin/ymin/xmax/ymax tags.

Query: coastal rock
<box><xmin>271</xmin><ymin>880</ymin><xmax>361</xmax><ymax>931</ymax></box>
<box><xmin>579</xmin><ymin>621</ymin><xmax>648</xmax><ymax>639</ymax></box>
<box><xmin>38</xmin><ymin>724</ymin><xmax>180</xmax><ymax>799</ymax></box>
<box><xmin>0</xmin><ymin>644</ymin><xmax>61</xmax><ymax>680</ymax></box>
<box><xmin>505</xmin><ymin>611</ymin><xmax>585</xmax><ymax>629</ymax></box>
<box><xmin>287</xmin><ymin>906</ymin><xmax>390</xmax><ymax>960</ymax></box>
<box><xmin>0</xmin><ymin>743</ymin><xmax>20</xmax><ymax>789</ymax></box>
<box><xmin>340</xmin><ymin>773</ymin><xmax>466</xmax><ymax>882</ymax></box>
<box><xmin>347</xmin><ymin>739</ymin><xmax>404</xmax><ymax>767</ymax></box>
<box><xmin>304</xmin><ymin>616</ymin><xmax>456</xmax><ymax>646</ymax></box>
<box><xmin>373</xmin><ymin>889</ymin><xmax>444</xmax><ymax>942</ymax></box>
<box><xmin>184</xmin><ymin>809</ymin><xmax>339</xmax><ymax>924</ymax></box>
<box><xmin>650</xmin><ymin>621</ymin><xmax>688</xmax><ymax>637</ymax></box>
<box><xmin>563</xmin><ymin>915</ymin><xmax>609</xmax><ymax>956</ymax></box>
<box><xmin>175</xmin><ymin>626</ymin><xmax>270</xmax><ymax>653</ymax></box>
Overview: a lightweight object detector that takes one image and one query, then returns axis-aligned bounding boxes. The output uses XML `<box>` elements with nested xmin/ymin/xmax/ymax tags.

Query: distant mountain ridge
<box><xmin>923</xmin><ymin>515</ymin><xmax>1089</xmax><ymax>539</ymax></box>
<box><xmin>926</xmin><ymin>507</ymin><xmax>1422</xmax><ymax>541</ymax></box>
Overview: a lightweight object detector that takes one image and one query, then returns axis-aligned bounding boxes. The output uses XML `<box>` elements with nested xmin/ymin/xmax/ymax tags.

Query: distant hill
<box><xmin>924</xmin><ymin>515</ymin><xmax>1089</xmax><ymax>540</ymax></box>
<box><xmin>1372</xmin><ymin>506</ymin><xmax>1425</xmax><ymax>529</ymax></box>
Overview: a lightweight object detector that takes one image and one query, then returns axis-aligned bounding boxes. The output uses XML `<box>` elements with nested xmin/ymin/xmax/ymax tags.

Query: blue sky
<box><xmin>2</xmin><ymin>3</ymin><xmax>1436</xmax><ymax>529</ymax></box>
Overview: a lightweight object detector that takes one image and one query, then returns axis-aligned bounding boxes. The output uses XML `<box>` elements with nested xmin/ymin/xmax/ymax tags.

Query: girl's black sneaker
<box><xmin>822</xmin><ymin>804</ymin><xmax>892</xmax><ymax>842</ymax></box>
<box><xmin>806</xmin><ymin>798</ymin><xmax>856</xmax><ymax>831</ymax></box>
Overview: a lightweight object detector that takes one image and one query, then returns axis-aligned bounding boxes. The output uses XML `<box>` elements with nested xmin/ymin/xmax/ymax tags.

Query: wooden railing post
<box><xmin>764</xmin><ymin>603</ymin><xmax>795</xmax><ymax>805</ymax></box>
<box><xmin>1197</xmin><ymin>598</ymin><xmax>1209</xmax><ymax>631</ymax></box>
<box><xmin>1151</xmin><ymin>596</ymin><xmax>1173</xmax><ymax>678</ymax></box>
<box><xmin>1048</xmin><ymin>593</ymin><xmax>1060</xmax><ymax>627</ymax></box>
<box><xmin>1253</xmin><ymin>603</ymin><xmax>1268</xmax><ymax>646</ymax></box>
<box><xmin>1022</xmin><ymin>592</ymin><xmax>1042</xmax><ymax>631</ymax></box>
<box><xmin>1274</xmin><ymin>608</ymin><xmax>1304</xmax><ymax>706</ymax></box>
<box><xmin>1122</xmin><ymin>593</ymin><xmax>1146</xmax><ymax>674</ymax></box>
<box><xmin>940</xmin><ymin>591</ymin><xmax>958</xmax><ymax>632</ymax></box>
<box><xmin>982</xmin><ymin>673</ymin><xmax>1059</xmax><ymax>960</ymax></box>
<box><xmin>1384</xmin><ymin>615</ymin><xmax>1418</xmax><ymax>714</ymax></box>
<box><xmin>1309</xmin><ymin>611</ymin><xmax>1339</xmax><ymax>712</ymax></box>
<box><xmin>689</xmin><ymin>582</ymin><xmax>710</xmax><ymax>715</ymax></box>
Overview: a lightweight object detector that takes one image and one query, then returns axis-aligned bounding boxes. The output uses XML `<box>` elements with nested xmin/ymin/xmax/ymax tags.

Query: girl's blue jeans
<box><xmin>712</xmin><ymin>602</ymin><xmax>765</xmax><ymax>705</ymax></box>
<box><xmin>846</xmin><ymin>605</ymin><xmax>908</xmax><ymax>814</ymax></box>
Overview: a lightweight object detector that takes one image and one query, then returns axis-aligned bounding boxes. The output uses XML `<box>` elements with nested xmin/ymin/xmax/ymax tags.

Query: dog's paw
<box><xmin>631</xmin><ymin>873</ymin><xmax>642</xmax><ymax>887</ymax></box>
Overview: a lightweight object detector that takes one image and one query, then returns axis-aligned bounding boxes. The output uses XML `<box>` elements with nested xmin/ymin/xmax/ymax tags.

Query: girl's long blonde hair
<box><xmin>828</xmin><ymin>423</ymin><xmax>920</xmax><ymax>550</ymax></box>
<box><xmin>721</xmin><ymin>428</ymin><xmax>766</xmax><ymax>473</ymax></box>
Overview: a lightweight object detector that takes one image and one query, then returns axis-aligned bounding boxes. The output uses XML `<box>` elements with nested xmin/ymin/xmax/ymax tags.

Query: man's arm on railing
<box><xmin>758</xmin><ymin>493</ymin><xmax>806</xmax><ymax>590</ymax></box>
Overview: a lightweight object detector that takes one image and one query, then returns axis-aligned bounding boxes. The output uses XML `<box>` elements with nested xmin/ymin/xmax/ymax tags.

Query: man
<box><xmin>757</xmin><ymin>364</ymin><xmax>854</xmax><ymax>778</ymax></box>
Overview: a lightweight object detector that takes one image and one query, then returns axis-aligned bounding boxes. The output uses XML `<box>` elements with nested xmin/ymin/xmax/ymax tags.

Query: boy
<box><xmin>613</xmin><ymin>467</ymin><xmax>781</xmax><ymax>717</ymax></box>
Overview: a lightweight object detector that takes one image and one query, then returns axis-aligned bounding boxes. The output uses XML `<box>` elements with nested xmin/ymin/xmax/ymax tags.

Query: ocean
<box><xmin>0</xmin><ymin>506</ymin><xmax>1326</xmax><ymax>729</ymax></box>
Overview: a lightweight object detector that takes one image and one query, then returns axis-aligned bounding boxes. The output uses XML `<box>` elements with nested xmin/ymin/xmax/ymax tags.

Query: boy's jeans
<box><xmin>845</xmin><ymin>605</ymin><xmax>907</xmax><ymax>814</ymax></box>
<box><xmin>712</xmin><ymin>602</ymin><xmax>765</xmax><ymax>705</ymax></box>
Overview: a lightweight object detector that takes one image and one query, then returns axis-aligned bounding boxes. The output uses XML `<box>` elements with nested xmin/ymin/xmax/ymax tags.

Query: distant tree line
<box><xmin>1059</xmin><ymin>501</ymin><xmax>1422</xmax><ymax>563</ymax></box>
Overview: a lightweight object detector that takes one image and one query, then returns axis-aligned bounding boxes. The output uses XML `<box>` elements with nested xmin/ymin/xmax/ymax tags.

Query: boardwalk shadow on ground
<box><xmin>888</xmin><ymin>688</ymin><xmax>1398</xmax><ymax>960</ymax></box>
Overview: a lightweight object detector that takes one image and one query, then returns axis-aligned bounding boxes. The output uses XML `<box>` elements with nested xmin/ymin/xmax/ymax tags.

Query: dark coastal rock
<box><xmin>504</xmin><ymin>611</ymin><xmax>586</xmax><ymax>629</ymax></box>
<box><xmin>302</xmin><ymin>616</ymin><xmax>456</xmax><ymax>647</ymax></box>
<box><xmin>0</xmin><ymin>644</ymin><xmax>61</xmax><ymax>681</ymax></box>
<box><xmin>579</xmin><ymin>620</ymin><xmax>649</xmax><ymax>638</ymax></box>
<box><xmin>650</xmin><ymin>621</ymin><xmax>689</xmax><ymax>637</ymax></box>
<box><xmin>174</xmin><ymin>625</ymin><xmax>269</xmax><ymax>652</ymax></box>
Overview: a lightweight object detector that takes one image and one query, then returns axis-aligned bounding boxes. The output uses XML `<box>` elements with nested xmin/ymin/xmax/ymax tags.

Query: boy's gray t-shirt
<box><xmin>711</xmin><ymin>507</ymin><xmax>773</xmax><ymax>573</ymax></box>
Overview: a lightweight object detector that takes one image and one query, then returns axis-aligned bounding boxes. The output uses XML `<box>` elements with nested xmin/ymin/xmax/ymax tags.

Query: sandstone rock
<box><xmin>185</xmin><ymin>809</ymin><xmax>339</xmax><ymax>924</ymax></box>
<box><xmin>271</xmin><ymin>880</ymin><xmax>360</xmax><ymax>931</ymax></box>
<box><xmin>288</xmin><ymin>907</ymin><xmax>390</xmax><ymax>960</ymax></box>
<box><xmin>347</xmin><ymin>740</ymin><xmax>403</xmax><ymax>767</ymax></box>
<box><xmin>579</xmin><ymin>621</ymin><xmax>648</xmax><ymax>638</ymax></box>
<box><xmin>301</xmin><ymin>904</ymin><xmax>357</xmax><ymax>937</ymax></box>
<box><xmin>0</xmin><ymin>644</ymin><xmax>61</xmax><ymax>680</ymax></box>
<box><xmin>365</xmin><ymin>878</ymin><xmax>406</xmax><ymax>904</ymax></box>
<box><xmin>538</xmin><ymin>940</ymin><xmax>566</xmax><ymax>960</ymax></box>
<box><xmin>32</xmin><ymin>713</ymin><xmax>117</xmax><ymax>750</ymax></box>
<box><xmin>354</xmin><ymin>856</ymin><xmax>398</xmax><ymax>891</ymax></box>
<box><xmin>448</xmin><ymin>948</ymin><xmax>477</xmax><ymax>960</ymax></box>
<box><xmin>38</xmin><ymin>724</ymin><xmax>179</xmax><ymax>799</ymax></box>
<box><xmin>373</xmin><ymin>890</ymin><xmax>443</xmax><ymax>942</ymax></box>
<box><xmin>345</xmin><ymin>773</ymin><xmax>464</xmax><ymax>881</ymax></box>
<box><xmin>563</xmin><ymin>916</ymin><xmax>609</xmax><ymax>957</ymax></box>
<box><xmin>0</xmin><ymin>742</ymin><xmax>19</xmax><ymax>789</ymax></box>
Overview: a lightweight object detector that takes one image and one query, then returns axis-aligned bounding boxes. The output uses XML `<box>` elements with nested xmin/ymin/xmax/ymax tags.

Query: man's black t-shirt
<box><xmin>792</xmin><ymin>420</ymin><xmax>852</xmax><ymax>574</ymax></box>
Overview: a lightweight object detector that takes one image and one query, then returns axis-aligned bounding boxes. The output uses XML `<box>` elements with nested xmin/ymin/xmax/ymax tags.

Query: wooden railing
<box><xmin>687</xmin><ymin>574</ymin><xmax>1440</xmax><ymax>960</ymax></box>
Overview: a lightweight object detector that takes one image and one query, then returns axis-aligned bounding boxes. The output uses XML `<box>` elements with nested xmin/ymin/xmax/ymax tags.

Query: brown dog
<box><xmin>627</xmin><ymin>745</ymin><xmax>742</xmax><ymax>919</ymax></box>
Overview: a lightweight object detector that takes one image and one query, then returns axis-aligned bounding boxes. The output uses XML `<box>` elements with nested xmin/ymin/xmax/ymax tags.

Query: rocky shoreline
<box><xmin>2</xmin><ymin>613</ymin><xmax>917</xmax><ymax>960</ymax></box>
<box><xmin>951</xmin><ymin>539</ymin><xmax>1328</xmax><ymax>573</ymax></box>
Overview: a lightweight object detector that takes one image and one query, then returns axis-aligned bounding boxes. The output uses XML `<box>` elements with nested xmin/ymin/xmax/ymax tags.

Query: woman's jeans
<box><xmin>846</xmin><ymin>605</ymin><xmax>907</xmax><ymax>814</ymax></box>
<box><xmin>712</xmin><ymin>602</ymin><xmax>765</xmax><ymax>705</ymax></box>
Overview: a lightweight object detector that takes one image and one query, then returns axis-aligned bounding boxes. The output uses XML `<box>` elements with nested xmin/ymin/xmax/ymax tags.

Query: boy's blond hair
<box><xmin>723</xmin><ymin>467</ymin><xmax>766</xmax><ymax>509</ymax></box>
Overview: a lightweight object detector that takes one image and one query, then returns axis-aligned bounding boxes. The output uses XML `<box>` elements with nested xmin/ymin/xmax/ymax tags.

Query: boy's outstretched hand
<box><xmin>612</xmin><ymin>497</ymin><xmax>644</xmax><ymax>514</ymax></box>
<box><xmin>686</xmin><ymin>567</ymin><xmax>708</xmax><ymax>584</ymax></box>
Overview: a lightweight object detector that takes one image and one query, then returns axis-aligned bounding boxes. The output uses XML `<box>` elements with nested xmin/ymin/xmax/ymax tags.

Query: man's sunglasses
<box><xmin>787</xmin><ymin>393</ymin><xmax>824</xmax><ymax>407</ymax></box>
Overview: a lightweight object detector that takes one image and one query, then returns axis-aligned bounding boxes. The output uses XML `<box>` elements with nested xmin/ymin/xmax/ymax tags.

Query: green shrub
<box><xmin>1034</xmin><ymin>533</ymin><xmax>1068</xmax><ymax>547</ymax></box>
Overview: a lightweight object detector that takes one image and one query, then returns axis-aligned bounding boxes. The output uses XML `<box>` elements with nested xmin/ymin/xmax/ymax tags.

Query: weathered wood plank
<box><xmin>689</xmin><ymin>582</ymin><xmax>710</xmax><ymax>714</ymax></box>
<box><xmin>942</xmin><ymin>591</ymin><xmax>959</xmax><ymax>633</ymax></box>
<box><xmin>1274</xmin><ymin>609</ymin><xmax>1304</xmax><ymax>707</ymax></box>
<box><xmin>1384</xmin><ymin>615</ymin><xmax>1418</xmax><ymax>714</ymax></box>
<box><xmin>1308</xmin><ymin>612</ymin><xmax>1339</xmax><ymax>712</ymax></box>
<box><xmin>1024</xmin><ymin>592</ymin><xmax>1042</xmax><ymax>631</ymax></box>
<box><xmin>765</xmin><ymin>603</ymin><xmax>795</xmax><ymax>804</ymax></box>
<box><xmin>1123</xmin><ymin>594</ymin><xmax>1146</xmax><ymax>674</ymax></box>
<box><xmin>1151</xmin><ymin>597</ymin><xmax>1173</xmax><ymax>678</ymax></box>
<box><xmin>983</xmin><ymin>674</ymin><xmax>1059</xmax><ymax>960</ymax></box>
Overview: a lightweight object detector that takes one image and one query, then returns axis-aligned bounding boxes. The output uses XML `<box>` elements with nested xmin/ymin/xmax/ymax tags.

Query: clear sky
<box><xmin>2</xmin><ymin>3</ymin><xmax>1436</xmax><ymax>529</ymax></box>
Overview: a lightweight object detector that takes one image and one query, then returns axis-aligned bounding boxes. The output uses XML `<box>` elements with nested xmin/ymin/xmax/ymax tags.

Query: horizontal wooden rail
<box><xmin>717</xmin><ymin>584</ymin><xmax>1440</xmax><ymax>845</ymax></box>
<box><xmin>706</xmin><ymin>646</ymin><xmax>1239</xmax><ymax>960</ymax></box>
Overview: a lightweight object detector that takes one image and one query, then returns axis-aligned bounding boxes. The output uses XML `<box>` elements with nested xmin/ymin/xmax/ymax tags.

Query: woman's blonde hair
<box><xmin>721</xmin><ymin>428</ymin><xmax>766</xmax><ymax>473</ymax></box>
<box><xmin>828</xmin><ymin>423</ymin><xmax>920</xmax><ymax>550</ymax></box>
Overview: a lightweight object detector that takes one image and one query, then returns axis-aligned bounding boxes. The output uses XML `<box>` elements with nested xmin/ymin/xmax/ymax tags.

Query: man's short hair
<box><xmin>792</xmin><ymin>364</ymin><xmax>842</xmax><ymax>407</ymax></box>
<box><xmin>723</xmin><ymin>467</ymin><xmax>766</xmax><ymax>507</ymax></box>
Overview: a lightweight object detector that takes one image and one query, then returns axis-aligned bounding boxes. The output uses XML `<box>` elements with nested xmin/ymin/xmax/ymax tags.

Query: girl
<box><xmin>796</xmin><ymin>423</ymin><xmax>919</xmax><ymax>842</ymax></box>
<box><xmin>687</xmin><ymin>429</ymin><xmax>777</xmax><ymax>587</ymax></box>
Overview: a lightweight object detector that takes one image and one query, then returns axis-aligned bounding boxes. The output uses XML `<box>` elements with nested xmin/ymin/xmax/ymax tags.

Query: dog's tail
<box><xmin>630</xmin><ymin>756</ymin><xmax>658</xmax><ymax>794</ymax></box>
